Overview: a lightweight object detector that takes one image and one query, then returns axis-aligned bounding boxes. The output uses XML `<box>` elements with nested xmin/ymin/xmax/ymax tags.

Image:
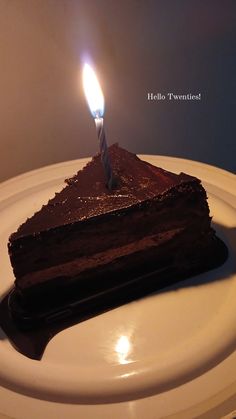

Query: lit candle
<box><xmin>82</xmin><ymin>63</ymin><xmax>116</xmax><ymax>190</ymax></box>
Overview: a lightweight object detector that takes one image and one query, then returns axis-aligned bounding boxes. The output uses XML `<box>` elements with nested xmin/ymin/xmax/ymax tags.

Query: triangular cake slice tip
<box><xmin>10</xmin><ymin>144</ymin><xmax>200</xmax><ymax>239</ymax></box>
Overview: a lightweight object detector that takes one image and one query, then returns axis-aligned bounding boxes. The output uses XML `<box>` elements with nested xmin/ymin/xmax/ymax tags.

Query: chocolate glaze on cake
<box><xmin>8</xmin><ymin>145</ymin><xmax>222</xmax><ymax>307</ymax></box>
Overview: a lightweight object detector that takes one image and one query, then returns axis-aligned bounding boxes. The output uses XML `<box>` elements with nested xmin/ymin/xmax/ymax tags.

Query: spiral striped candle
<box><xmin>83</xmin><ymin>63</ymin><xmax>116</xmax><ymax>190</ymax></box>
<box><xmin>95</xmin><ymin>117</ymin><xmax>115</xmax><ymax>189</ymax></box>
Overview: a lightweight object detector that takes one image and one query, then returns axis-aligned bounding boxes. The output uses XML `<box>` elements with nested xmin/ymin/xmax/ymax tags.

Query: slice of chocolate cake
<box><xmin>8</xmin><ymin>144</ymin><xmax>226</xmax><ymax>312</ymax></box>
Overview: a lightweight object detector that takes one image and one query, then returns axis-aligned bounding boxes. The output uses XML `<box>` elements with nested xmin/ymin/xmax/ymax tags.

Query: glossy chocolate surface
<box><xmin>10</xmin><ymin>144</ymin><xmax>199</xmax><ymax>239</ymax></box>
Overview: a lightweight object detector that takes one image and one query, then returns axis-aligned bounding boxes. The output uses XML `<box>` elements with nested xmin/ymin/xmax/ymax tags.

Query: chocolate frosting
<box><xmin>11</xmin><ymin>144</ymin><xmax>199</xmax><ymax>239</ymax></box>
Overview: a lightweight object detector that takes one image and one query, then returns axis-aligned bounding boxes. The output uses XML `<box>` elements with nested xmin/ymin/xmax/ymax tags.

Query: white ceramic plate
<box><xmin>0</xmin><ymin>156</ymin><xmax>235</xmax><ymax>419</ymax></box>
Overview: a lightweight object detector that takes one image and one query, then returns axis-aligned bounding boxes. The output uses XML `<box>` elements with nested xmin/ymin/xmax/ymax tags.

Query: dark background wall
<box><xmin>0</xmin><ymin>0</ymin><xmax>235</xmax><ymax>182</ymax></box>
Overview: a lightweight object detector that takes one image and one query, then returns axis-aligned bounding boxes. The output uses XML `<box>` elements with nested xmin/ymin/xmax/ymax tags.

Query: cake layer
<box><xmin>15</xmin><ymin>227</ymin><xmax>220</xmax><ymax>311</ymax></box>
<box><xmin>16</xmin><ymin>228</ymin><xmax>183</xmax><ymax>290</ymax></box>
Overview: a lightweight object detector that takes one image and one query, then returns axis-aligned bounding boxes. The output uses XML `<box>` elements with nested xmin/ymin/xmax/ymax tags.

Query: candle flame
<box><xmin>82</xmin><ymin>63</ymin><xmax>104</xmax><ymax>118</ymax></box>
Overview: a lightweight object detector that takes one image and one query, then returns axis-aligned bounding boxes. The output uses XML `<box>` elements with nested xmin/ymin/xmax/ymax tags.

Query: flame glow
<box><xmin>82</xmin><ymin>63</ymin><xmax>104</xmax><ymax>118</ymax></box>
